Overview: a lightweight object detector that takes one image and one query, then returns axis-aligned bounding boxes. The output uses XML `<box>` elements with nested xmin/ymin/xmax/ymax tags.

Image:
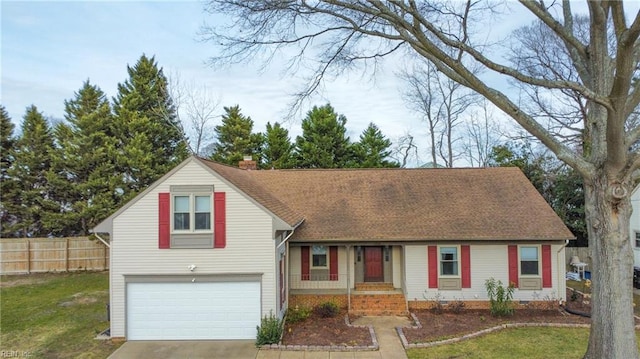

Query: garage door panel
<box><xmin>127</xmin><ymin>281</ymin><xmax>260</xmax><ymax>340</ymax></box>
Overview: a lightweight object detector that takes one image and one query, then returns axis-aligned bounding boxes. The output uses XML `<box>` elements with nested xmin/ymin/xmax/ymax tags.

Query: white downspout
<box><xmin>94</xmin><ymin>233</ymin><xmax>111</xmax><ymax>248</ymax></box>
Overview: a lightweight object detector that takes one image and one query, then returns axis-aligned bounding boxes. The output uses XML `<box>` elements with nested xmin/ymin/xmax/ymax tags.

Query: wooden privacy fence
<box><xmin>0</xmin><ymin>237</ymin><xmax>109</xmax><ymax>275</ymax></box>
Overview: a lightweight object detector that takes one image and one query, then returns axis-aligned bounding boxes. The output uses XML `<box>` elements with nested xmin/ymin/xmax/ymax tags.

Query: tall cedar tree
<box><xmin>295</xmin><ymin>104</ymin><xmax>353</xmax><ymax>168</ymax></box>
<box><xmin>353</xmin><ymin>123</ymin><xmax>399</xmax><ymax>168</ymax></box>
<box><xmin>210</xmin><ymin>105</ymin><xmax>263</xmax><ymax>165</ymax></box>
<box><xmin>46</xmin><ymin>81</ymin><xmax>122</xmax><ymax>236</ymax></box>
<box><xmin>0</xmin><ymin>106</ymin><xmax>17</xmax><ymax>237</ymax></box>
<box><xmin>262</xmin><ymin>122</ymin><xmax>294</xmax><ymax>169</ymax></box>
<box><xmin>113</xmin><ymin>55</ymin><xmax>189</xmax><ymax>198</ymax></box>
<box><xmin>7</xmin><ymin>106</ymin><xmax>57</xmax><ymax>237</ymax></box>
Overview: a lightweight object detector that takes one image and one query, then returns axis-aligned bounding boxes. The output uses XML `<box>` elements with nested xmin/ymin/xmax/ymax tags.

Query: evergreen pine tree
<box><xmin>294</xmin><ymin>104</ymin><xmax>353</xmax><ymax>168</ymax></box>
<box><xmin>0</xmin><ymin>106</ymin><xmax>17</xmax><ymax>237</ymax></box>
<box><xmin>210</xmin><ymin>105</ymin><xmax>263</xmax><ymax>165</ymax></box>
<box><xmin>45</xmin><ymin>81</ymin><xmax>121</xmax><ymax>236</ymax></box>
<box><xmin>113</xmin><ymin>54</ymin><xmax>189</xmax><ymax>197</ymax></box>
<box><xmin>353</xmin><ymin>123</ymin><xmax>399</xmax><ymax>168</ymax></box>
<box><xmin>7</xmin><ymin>105</ymin><xmax>57</xmax><ymax>237</ymax></box>
<box><xmin>262</xmin><ymin>122</ymin><xmax>294</xmax><ymax>169</ymax></box>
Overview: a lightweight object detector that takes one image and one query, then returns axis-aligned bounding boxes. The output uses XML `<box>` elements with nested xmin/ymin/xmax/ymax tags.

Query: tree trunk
<box><xmin>584</xmin><ymin>173</ymin><xmax>637</xmax><ymax>359</ymax></box>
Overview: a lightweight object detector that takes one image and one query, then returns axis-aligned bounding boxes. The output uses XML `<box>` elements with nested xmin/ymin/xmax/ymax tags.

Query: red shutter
<box><xmin>301</xmin><ymin>246</ymin><xmax>310</xmax><ymax>281</ymax></box>
<box><xmin>542</xmin><ymin>244</ymin><xmax>552</xmax><ymax>288</ymax></box>
<box><xmin>461</xmin><ymin>245</ymin><xmax>471</xmax><ymax>288</ymax></box>
<box><xmin>329</xmin><ymin>246</ymin><xmax>338</xmax><ymax>281</ymax></box>
<box><xmin>428</xmin><ymin>246</ymin><xmax>438</xmax><ymax>288</ymax></box>
<box><xmin>214</xmin><ymin>192</ymin><xmax>226</xmax><ymax>248</ymax></box>
<box><xmin>158</xmin><ymin>193</ymin><xmax>170</xmax><ymax>249</ymax></box>
<box><xmin>508</xmin><ymin>245</ymin><xmax>519</xmax><ymax>287</ymax></box>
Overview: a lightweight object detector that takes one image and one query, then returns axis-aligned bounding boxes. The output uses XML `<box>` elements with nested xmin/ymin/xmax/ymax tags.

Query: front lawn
<box><xmin>1</xmin><ymin>271</ymin><xmax>121</xmax><ymax>359</ymax></box>
<box><xmin>407</xmin><ymin>327</ymin><xmax>640</xmax><ymax>359</ymax></box>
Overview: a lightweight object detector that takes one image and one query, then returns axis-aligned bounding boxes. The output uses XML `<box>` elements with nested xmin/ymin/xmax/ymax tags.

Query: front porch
<box><xmin>288</xmin><ymin>244</ymin><xmax>408</xmax><ymax>315</ymax></box>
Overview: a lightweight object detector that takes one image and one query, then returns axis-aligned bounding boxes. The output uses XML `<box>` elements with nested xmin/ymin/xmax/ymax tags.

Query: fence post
<box><xmin>26</xmin><ymin>239</ymin><xmax>31</xmax><ymax>274</ymax></box>
<box><xmin>65</xmin><ymin>238</ymin><xmax>69</xmax><ymax>272</ymax></box>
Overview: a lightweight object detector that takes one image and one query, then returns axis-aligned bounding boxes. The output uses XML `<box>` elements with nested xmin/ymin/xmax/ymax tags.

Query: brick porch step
<box><xmin>350</xmin><ymin>291</ymin><xmax>407</xmax><ymax>316</ymax></box>
<box><xmin>354</xmin><ymin>282</ymin><xmax>395</xmax><ymax>291</ymax></box>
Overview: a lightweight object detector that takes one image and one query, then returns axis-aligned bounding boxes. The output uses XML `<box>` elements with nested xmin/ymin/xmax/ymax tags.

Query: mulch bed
<box><xmin>282</xmin><ymin>289</ymin><xmax>638</xmax><ymax>346</ymax></box>
<box><xmin>403</xmin><ymin>307</ymin><xmax>591</xmax><ymax>343</ymax></box>
<box><xmin>281</xmin><ymin>310</ymin><xmax>372</xmax><ymax>346</ymax></box>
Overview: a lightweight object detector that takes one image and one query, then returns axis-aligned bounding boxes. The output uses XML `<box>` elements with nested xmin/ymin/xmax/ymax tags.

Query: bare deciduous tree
<box><xmin>400</xmin><ymin>61</ymin><xmax>477</xmax><ymax>167</ymax></box>
<box><xmin>169</xmin><ymin>74</ymin><xmax>220</xmax><ymax>156</ymax></box>
<box><xmin>201</xmin><ymin>2</ymin><xmax>640</xmax><ymax>357</ymax></box>
<box><xmin>463</xmin><ymin>100</ymin><xmax>503</xmax><ymax>167</ymax></box>
<box><xmin>391</xmin><ymin>132</ymin><xmax>419</xmax><ymax>168</ymax></box>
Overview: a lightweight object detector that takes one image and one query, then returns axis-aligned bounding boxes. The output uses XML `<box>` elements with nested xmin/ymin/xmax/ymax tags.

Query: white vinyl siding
<box><xmin>404</xmin><ymin>244</ymin><xmax>566</xmax><ymax>303</ymax></box>
<box><xmin>110</xmin><ymin>160</ymin><xmax>277</xmax><ymax>339</ymax></box>
<box><xmin>404</xmin><ymin>245</ymin><xmax>428</xmax><ymax>301</ymax></box>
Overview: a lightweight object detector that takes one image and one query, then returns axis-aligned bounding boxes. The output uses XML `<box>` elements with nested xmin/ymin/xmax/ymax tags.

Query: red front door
<box><xmin>364</xmin><ymin>247</ymin><xmax>384</xmax><ymax>282</ymax></box>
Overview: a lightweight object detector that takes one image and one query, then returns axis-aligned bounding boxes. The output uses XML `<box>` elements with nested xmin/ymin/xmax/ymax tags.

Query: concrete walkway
<box><xmin>256</xmin><ymin>316</ymin><xmax>410</xmax><ymax>359</ymax></box>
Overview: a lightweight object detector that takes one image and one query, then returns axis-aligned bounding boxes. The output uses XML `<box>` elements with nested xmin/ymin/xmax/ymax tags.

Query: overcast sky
<box><xmin>4</xmin><ymin>1</ymin><xmax>627</xmax><ymax>167</ymax></box>
<box><xmin>2</xmin><ymin>1</ymin><xmax>431</xmax><ymax>154</ymax></box>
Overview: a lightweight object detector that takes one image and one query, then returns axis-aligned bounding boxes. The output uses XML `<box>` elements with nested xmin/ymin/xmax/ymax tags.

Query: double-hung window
<box><xmin>520</xmin><ymin>246</ymin><xmax>539</xmax><ymax>275</ymax></box>
<box><xmin>312</xmin><ymin>245</ymin><xmax>328</xmax><ymax>268</ymax></box>
<box><xmin>635</xmin><ymin>232</ymin><xmax>640</xmax><ymax>248</ymax></box>
<box><xmin>173</xmin><ymin>194</ymin><xmax>212</xmax><ymax>232</ymax></box>
<box><xmin>440</xmin><ymin>247</ymin><xmax>459</xmax><ymax>276</ymax></box>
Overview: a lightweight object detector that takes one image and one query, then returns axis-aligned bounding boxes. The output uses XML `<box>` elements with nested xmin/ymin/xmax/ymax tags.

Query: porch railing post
<box><xmin>346</xmin><ymin>244</ymin><xmax>351</xmax><ymax>313</ymax></box>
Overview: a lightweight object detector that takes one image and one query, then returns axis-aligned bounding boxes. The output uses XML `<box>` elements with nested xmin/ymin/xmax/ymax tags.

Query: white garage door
<box><xmin>127</xmin><ymin>281</ymin><xmax>260</xmax><ymax>340</ymax></box>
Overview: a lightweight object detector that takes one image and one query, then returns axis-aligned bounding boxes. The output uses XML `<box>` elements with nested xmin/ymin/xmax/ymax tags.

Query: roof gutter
<box><xmin>276</xmin><ymin>219</ymin><xmax>304</xmax><ymax>250</ymax></box>
<box><xmin>93</xmin><ymin>233</ymin><xmax>111</xmax><ymax>248</ymax></box>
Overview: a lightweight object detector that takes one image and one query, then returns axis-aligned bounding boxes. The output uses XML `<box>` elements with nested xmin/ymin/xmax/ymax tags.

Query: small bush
<box><xmin>429</xmin><ymin>292</ymin><xmax>444</xmax><ymax>314</ymax></box>
<box><xmin>314</xmin><ymin>301</ymin><xmax>340</xmax><ymax>318</ymax></box>
<box><xmin>447</xmin><ymin>300</ymin><xmax>466</xmax><ymax>314</ymax></box>
<box><xmin>430</xmin><ymin>301</ymin><xmax>444</xmax><ymax>314</ymax></box>
<box><xmin>256</xmin><ymin>311</ymin><xmax>282</xmax><ymax>346</ymax></box>
<box><xmin>485</xmin><ymin>277</ymin><xmax>514</xmax><ymax>317</ymax></box>
<box><xmin>286</xmin><ymin>305</ymin><xmax>312</xmax><ymax>323</ymax></box>
<box><xmin>570</xmin><ymin>289</ymin><xmax>579</xmax><ymax>302</ymax></box>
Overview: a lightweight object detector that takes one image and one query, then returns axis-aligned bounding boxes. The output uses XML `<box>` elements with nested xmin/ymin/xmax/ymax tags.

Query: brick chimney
<box><xmin>238</xmin><ymin>155</ymin><xmax>257</xmax><ymax>170</ymax></box>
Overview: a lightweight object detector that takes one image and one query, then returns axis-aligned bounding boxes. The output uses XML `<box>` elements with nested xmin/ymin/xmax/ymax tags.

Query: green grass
<box><xmin>407</xmin><ymin>327</ymin><xmax>640</xmax><ymax>359</ymax></box>
<box><xmin>566</xmin><ymin>279</ymin><xmax>640</xmax><ymax>315</ymax></box>
<box><xmin>1</xmin><ymin>271</ymin><xmax>122</xmax><ymax>359</ymax></box>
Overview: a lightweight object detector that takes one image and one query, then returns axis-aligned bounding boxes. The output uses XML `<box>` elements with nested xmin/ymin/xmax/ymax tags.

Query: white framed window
<box><xmin>311</xmin><ymin>245</ymin><xmax>328</xmax><ymax>268</ymax></box>
<box><xmin>172</xmin><ymin>194</ymin><xmax>212</xmax><ymax>232</ymax></box>
<box><xmin>635</xmin><ymin>232</ymin><xmax>640</xmax><ymax>248</ymax></box>
<box><xmin>439</xmin><ymin>246</ymin><xmax>460</xmax><ymax>276</ymax></box>
<box><xmin>519</xmin><ymin>246</ymin><xmax>540</xmax><ymax>276</ymax></box>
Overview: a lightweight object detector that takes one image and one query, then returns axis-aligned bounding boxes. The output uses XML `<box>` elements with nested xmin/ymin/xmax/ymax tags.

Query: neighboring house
<box><xmin>631</xmin><ymin>185</ymin><xmax>640</xmax><ymax>266</ymax></box>
<box><xmin>93</xmin><ymin>156</ymin><xmax>573</xmax><ymax>341</ymax></box>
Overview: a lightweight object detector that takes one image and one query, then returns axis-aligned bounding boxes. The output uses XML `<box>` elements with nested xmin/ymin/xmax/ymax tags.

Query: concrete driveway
<box><xmin>108</xmin><ymin>340</ymin><xmax>258</xmax><ymax>359</ymax></box>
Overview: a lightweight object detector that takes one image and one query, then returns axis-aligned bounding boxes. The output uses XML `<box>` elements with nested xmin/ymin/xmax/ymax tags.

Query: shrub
<box><xmin>429</xmin><ymin>292</ymin><xmax>444</xmax><ymax>314</ymax></box>
<box><xmin>447</xmin><ymin>300</ymin><xmax>466</xmax><ymax>314</ymax></box>
<box><xmin>256</xmin><ymin>311</ymin><xmax>282</xmax><ymax>346</ymax></box>
<box><xmin>485</xmin><ymin>277</ymin><xmax>514</xmax><ymax>317</ymax></box>
<box><xmin>314</xmin><ymin>301</ymin><xmax>340</xmax><ymax>318</ymax></box>
<box><xmin>286</xmin><ymin>305</ymin><xmax>312</xmax><ymax>323</ymax></box>
<box><xmin>570</xmin><ymin>289</ymin><xmax>579</xmax><ymax>302</ymax></box>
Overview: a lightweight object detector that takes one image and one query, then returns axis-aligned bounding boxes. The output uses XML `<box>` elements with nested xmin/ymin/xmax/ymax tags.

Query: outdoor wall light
<box><xmin>187</xmin><ymin>264</ymin><xmax>197</xmax><ymax>272</ymax></box>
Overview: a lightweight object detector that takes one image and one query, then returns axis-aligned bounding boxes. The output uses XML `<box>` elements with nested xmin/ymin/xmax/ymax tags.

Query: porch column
<box><xmin>346</xmin><ymin>244</ymin><xmax>351</xmax><ymax>313</ymax></box>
